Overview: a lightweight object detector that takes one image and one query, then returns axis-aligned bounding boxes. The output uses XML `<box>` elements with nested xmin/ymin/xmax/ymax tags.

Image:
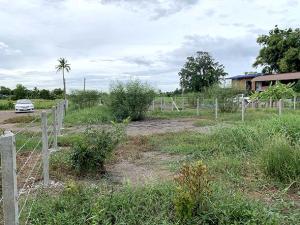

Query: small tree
<box><xmin>110</xmin><ymin>80</ymin><xmax>155</xmax><ymax>121</ymax></box>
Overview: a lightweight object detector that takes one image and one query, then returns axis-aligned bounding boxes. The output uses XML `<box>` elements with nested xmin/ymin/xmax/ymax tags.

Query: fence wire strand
<box><xmin>15</xmin><ymin>116</ymin><xmax>39</xmax><ymax>136</ymax></box>
<box><xmin>17</xmin><ymin>139</ymin><xmax>41</xmax><ymax>176</ymax></box>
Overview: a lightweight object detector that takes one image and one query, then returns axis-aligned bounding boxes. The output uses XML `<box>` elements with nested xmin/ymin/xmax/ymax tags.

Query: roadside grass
<box><xmin>64</xmin><ymin>105</ymin><xmax>113</xmax><ymax>126</ymax></box>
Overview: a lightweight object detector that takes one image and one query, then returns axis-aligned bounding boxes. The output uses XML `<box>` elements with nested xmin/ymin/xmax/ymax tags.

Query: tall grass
<box><xmin>260</xmin><ymin>136</ymin><xmax>300</xmax><ymax>183</ymax></box>
<box><xmin>64</xmin><ymin>105</ymin><xmax>113</xmax><ymax>125</ymax></box>
<box><xmin>26</xmin><ymin>183</ymin><xmax>280</xmax><ymax>225</ymax></box>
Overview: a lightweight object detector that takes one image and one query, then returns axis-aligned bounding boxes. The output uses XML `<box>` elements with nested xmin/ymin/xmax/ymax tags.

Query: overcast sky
<box><xmin>0</xmin><ymin>0</ymin><xmax>299</xmax><ymax>92</ymax></box>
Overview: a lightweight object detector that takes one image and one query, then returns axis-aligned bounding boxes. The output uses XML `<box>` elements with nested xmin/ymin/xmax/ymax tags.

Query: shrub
<box><xmin>70</xmin><ymin>122</ymin><xmax>126</xmax><ymax>173</ymax></box>
<box><xmin>69</xmin><ymin>90</ymin><xmax>101</xmax><ymax>109</ymax></box>
<box><xmin>110</xmin><ymin>80</ymin><xmax>155</xmax><ymax>121</ymax></box>
<box><xmin>260</xmin><ymin>136</ymin><xmax>300</xmax><ymax>183</ymax></box>
<box><xmin>174</xmin><ymin>161</ymin><xmax>210</xmax><ymax>221</ymax></box>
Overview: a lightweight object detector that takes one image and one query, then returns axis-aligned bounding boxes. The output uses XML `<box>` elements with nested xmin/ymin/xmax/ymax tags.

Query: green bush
<box><xmin>69</xmin><ymin>90</ymin><xmax>101</xmax><ymax>109</ymax></box>
<box><xmin>260</xmin><ymin>136</ymin><xmax>300</xmax><ymax>183</ymax></box>
<box><xmin>70</xmin><ymin>123</ymin><xmax>126</xmax><ymax>173</ymax></box>
<box><xmin>110</xmin><ymin>80</ymin><xmax>155</xmax><ymax>121</ymax></box>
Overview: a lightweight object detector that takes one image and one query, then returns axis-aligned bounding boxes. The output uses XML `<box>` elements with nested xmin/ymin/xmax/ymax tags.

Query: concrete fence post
<box><xmin>160</xmin><ymin>97</ymin><xmax>163</xmax><ymax>111</ymax></box>
<box><xmin>182</xmin><ymin>97</ymin><xmax>185</xmax><ymax>110</ymax></box>
<box><xmin>294</xmin><ymin>96</ymin><xmax>296</xmax><ymax>110</ymax></box>
<box><xmin>215</xmin><ymin>98</ymin><xmax>218</xmax><ymax>120</ymax></box>
<box><xmin>269</xmin><ymin>98</ymin><xmax>272</xmax><ymax>108</ymax></box>
<box><xmin>52</xmin><ymin>106</ymin><xmax>58</xmax><ymax>150</ymax></box>
<box><xmin>278</xmin><ymin>99</ymin><xmax>282</xmax><ymax>116</ymax></box>
<box><xmin>41</xmin><ymin>111</ymin><xmax>49</xmax><ymax>186</ymax></box>
<box><xmin>196</xmin><ymin>98</ymin><xmax>199</xmax><ymax>116</ymax></box>
<box><xmin>152</xmin><ymin>100</ymin><xmax>155</xmax><ymax>111</ymax></box>
<box><xmin>0</xmin><ymin>131</ymin><xmax>19</xmax><ymax>225</ymax></box>
<box><xmin>241</xmin><ymin>95</ymin><xmax>245</xmax><ymax>122</ymax></box>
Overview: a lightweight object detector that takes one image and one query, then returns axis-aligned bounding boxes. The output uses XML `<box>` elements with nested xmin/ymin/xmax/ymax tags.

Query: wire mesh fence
<box><xmin>0</xmin><ymin>100</ymin><xmax>66</xmax><ymax>225</ymax></box>
<box><xmin>150</xmin><ymin>96</ymin><xmax>300</xmax><ymax>121</ymax></box>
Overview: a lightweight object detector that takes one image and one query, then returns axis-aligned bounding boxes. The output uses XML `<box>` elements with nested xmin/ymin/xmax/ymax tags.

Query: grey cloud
<box><xmin>161</xmin><ymin>34</ymin><xmax>260</xmax><ymax>76</ymax></box>
<box><xmin>101</xmin><ymin>0</ymin><xmax>200</xmax><ymax>19</ymax></box>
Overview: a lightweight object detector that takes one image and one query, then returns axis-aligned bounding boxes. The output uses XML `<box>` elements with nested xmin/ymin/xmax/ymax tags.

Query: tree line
<box><xmin>0</xmin><ymin>84</ymin><xmax>63</xmax><ymax>100</ymax></box>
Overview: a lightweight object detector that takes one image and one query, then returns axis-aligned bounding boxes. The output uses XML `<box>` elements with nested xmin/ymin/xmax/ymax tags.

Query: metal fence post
<box><xmin>278</xmin><ymin>99</ymin><xmax>282</xmax><ymax>116</ymax></box>
<box><xmin>52</xmin><ymin>106</ymin><xmax>58</xmax><ymax>150</ymax></box>
<box><xmin>196</xmin><ymin>98</ymin><xmax>199</xmax><ymax>116</ymax></box>
<box><xmin>215</xmin><ymin>98</ymin><xmax>218</xmax><ymax>120</ymax></box>
<box><xmin>41</xmin><ymin>111</ymin><xmax>49</xmax><ymax>186</ymax></box>
<box><xmin>242</xmin><ymin>95</ymin><xmax>245</xmax><ymax>122</ymax></box>
<box><xmin>0</xmin><ymin>131</ymin><xmax>19</xmax><ymax>225</ymax></box>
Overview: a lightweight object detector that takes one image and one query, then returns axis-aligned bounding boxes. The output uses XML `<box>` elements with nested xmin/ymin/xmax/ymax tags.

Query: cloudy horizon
<box><xmin>0</xmin><ymin>0</ymin><xmax>299</xmax><ymax>92</ymax></box>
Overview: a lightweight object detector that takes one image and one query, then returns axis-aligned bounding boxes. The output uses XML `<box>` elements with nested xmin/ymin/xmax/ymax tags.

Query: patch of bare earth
<box><xmin>66</xmin><ymin>118</ymin><xmax>213</xmax><ymax>136</ymax></box>
<box><xmin>106</xmin><ymin>136</ymin><xmax>181</xmax><ymax>185</ymax></box>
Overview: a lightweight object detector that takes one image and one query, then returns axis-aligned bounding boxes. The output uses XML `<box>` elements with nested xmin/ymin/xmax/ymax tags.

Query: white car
<box><xmin>15</xmin><ymin>99</ymin><xmax>34</xmax><ymax>113</ymax></box>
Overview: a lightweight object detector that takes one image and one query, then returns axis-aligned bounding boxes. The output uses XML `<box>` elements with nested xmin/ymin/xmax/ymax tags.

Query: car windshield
<box><xmin>16</xmin><ymin>99</ymin><xmax>32</xmax><ymax>104</ymax></box>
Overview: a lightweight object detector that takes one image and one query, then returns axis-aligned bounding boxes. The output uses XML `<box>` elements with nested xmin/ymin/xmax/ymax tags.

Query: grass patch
<box><xmin>65</xmin><ymin>105</ymin><xmax>113</xmax><ymax>126</ymax></box>
<box><xmin>26</xmin><ymin>182</ymin><xmax>282</xmax><ymax>225</ymax></box>
<box><xmin>15</xmin><ymin>131</ymin><xmax>41</xmax><ymax>153</ymax></box>
<box><xmin>194</xmin><ymin>119</ymin><xmax>217</xmax><ymax>127</ymax></box>
<box><xmin>260</xmin><ymin>136</ymin><xmax>300</xmax><ymax>183</ymax></box>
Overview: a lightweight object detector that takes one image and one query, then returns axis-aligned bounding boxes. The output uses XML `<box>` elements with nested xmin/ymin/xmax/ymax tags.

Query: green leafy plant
<box><xmin>109</xmin><ymin>80</ymin><xmax>155</xmax><ymax>121</ymax></box>
<box><xmin>70</xmin><ymin>121</ymin><xmax>126</xmax><ymax>174</ymax></box>
<box><xmin>174</xmin><ymin>161</ymin><xmax>210</xmax><ymax>221</ymax></box>
<box><xmin>251</xmin><ymin>82</ymin><xmax>295</xmax><ymax>100</ymax></box>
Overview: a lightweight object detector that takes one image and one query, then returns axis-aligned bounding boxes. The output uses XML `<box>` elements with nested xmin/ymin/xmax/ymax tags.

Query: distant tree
<box><xmin>30</xmin><ymin>87</ymin><xmax>40</xmax><ymax>99</ymax></box>
<box><xmin>55</xmin><ymin>58</ymin><xmax>71</xmax><ymax>112</ymax></box>
<box><xmin>253</xmin><ymin>26</ymin><xmax>300</xmax><ymax>73</ymax></box>
<box><xmin>39</xmin><ymin>89</ymin><xmax>52</xmax><ymax>99</ymax></box>
<box><xmin>13</xmin><ymin>84</ymin><xmax>28</xmax><ymax>100</ymax></box>
<box><xmin>51</xmin><ymin>88</ymin><xmax>64</xmax><ymax>99</ymax></box>
<box><xmin>0</xmin><ymin>86</ymin><xmax>12</xmax><ymax>96</ymax></box>
<box><xmin>179</xmin><ymin>51</ymin><xmax>227</xmax><ymax>92</ymax></box>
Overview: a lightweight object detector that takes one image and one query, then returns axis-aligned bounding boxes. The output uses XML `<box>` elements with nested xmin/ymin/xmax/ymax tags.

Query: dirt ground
<box><xmin>0</xmin><ymin>110</ymin><xmax>42</xmax><ymax>133</ymax></box>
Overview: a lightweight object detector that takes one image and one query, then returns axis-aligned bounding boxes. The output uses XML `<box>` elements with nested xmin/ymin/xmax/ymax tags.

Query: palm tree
<box><xmin>55</xmin><ymin>58</ymin><xmax>71</xmax><ymax>114</ymax></box>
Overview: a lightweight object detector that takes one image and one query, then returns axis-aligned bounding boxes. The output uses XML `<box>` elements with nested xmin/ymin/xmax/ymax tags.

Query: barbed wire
<box><xmin>18</xmin><ymin>159</ymin><xmax>42</xmax><ymax>218</ymax></box>
<box><xmin>17</xmin><ymin>139</ymin><xmax>41</xmax><ymax>176</ymax></box>
<box><xmin>15</xmin><ymin>116</ymin><xmax>39</xmax><ymax>136</ymax></box>
<box><xmin>16</xmin><ymin>133</ymin><xmax>39</xmax><ymax>154</ymax></box>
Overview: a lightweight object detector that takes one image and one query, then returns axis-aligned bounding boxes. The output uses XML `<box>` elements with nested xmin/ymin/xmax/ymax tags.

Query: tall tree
<box><xmin>55</xmin><ymin>58</ymin><xmax>71</xmax><ymax>113</ymax></box>
<box><xmin>253</xmin><ymin>26</ymin><xmax>300</xmax><ymax>74</ymax></box>
<box><xmin>179</xmin><ymin>51</ymin><xmax>227</xmax><ymax>92</ymax></box>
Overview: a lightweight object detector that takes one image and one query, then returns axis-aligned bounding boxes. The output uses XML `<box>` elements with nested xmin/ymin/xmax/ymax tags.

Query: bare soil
<box><xmin>106</xmin><ymin>137</ymin><xmax>182</xmax><ymax>185</ymax></box>
<box><xmin>0</xmin><ymin>110</ymin><xmax>41</xmax><ymax>133</ymax></box>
